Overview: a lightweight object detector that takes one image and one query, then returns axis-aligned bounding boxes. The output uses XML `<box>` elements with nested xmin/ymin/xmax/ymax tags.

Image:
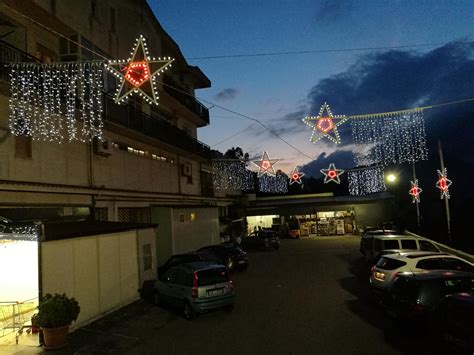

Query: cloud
<box><xmin>314</xmin><ymin>0</ymin><xmax>353</xmax><ymax>24</ymax></box>
<box><xmin>214</xmin><ymin>88</ymin><xmax>239</xmax><ymax>102</ymax></box>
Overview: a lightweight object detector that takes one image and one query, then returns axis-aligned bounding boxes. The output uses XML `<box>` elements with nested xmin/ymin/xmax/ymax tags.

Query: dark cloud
<box><xmin>214</xmin><ymin>88</ymin><xmax>239</xmax><ymax>102</ymax></box>
<box><xmin>314</xmin><ymin>0</ymin><xmax>353</xmax><ymax>24</ymax></box>
<box><xmin>301</xmin><ymin>150</ymin><xmax>355</xmax><ymax>177</ymax></box>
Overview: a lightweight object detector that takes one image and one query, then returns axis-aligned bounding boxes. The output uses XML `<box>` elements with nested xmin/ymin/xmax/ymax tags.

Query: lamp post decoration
<box><xmin>320</xmin><ymin>163</ymin><xmax>344</xmax><ymax>184</ymax></box>
<box><xmin>288</xmin><ymin>167</ymin><xmax>305</xmax><ymax>185</ymax></box>
<box><xmin>436</xmin><ymin>168</ymin><xmax>452</xmax><ymax>199</ymax></box>
<box><xmin>409</xmin><ymin>179</ymin><xmax>422</xmax><ymax>203</ymax></box>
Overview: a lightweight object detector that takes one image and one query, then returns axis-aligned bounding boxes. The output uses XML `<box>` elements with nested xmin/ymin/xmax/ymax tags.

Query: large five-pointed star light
<box><xmin>105</xmin><ymin>35</ymin><xmax>174</xmax><ymax>105</ymax></box>
<box><xmin>320</xmin><ymin>163</ymin><xmax>345</xmax><ymax>184</ymax></box>
<box><xmin>289</xmin><ymin>167</ymin><xmax>305</xmax><ymax>185</ymax></box>
<box><xmin>409</xmin><ymin>179</ymin><xmax>422</xmax><ymax>203</ymax></box>
<box><xmin>436</xmin><ymin>168</ymin><xmax>452</xmax><ymax>199</ymax></box>
<box><xmin>253</xmin><ymin>151</ymin><xmax>279</xmax><ymax>177</ymax></box>
<box><xmin>303</xmin><ymin>102</ymin><xmax>348</xmax><ymax>144</ymax></box>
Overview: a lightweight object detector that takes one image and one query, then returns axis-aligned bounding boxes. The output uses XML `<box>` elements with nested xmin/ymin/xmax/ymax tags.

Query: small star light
<box><xmin>289</xmin><ymin>167</ymin><xmax>305</xmax><ymax>185</ymax></box>
<box><xmin>253</xmin><ymin>151</ymin><xmax>279</xmax><ymax>177</ymax></box>
<box><xmin>436</xmin><ymin>168</ymin><xmax>452</xmax><ymax>199</ymax></box>
<box><xmin>105</xmin><ymin>35</ymin><xmax>174</xmax><ymax>105</ymax></box>
<box><xmin>409</xmin><ymin>179</ymin><xmax>422</xmax><ymax>203</ymax></box>
<box><xmin>321</xmin><ymin>163</ymin><xmax>345</xmax><ymax>184</ymax></box>
<box><xmin>303</xmin><ymin>102</ymin><xmax>348</xmax><ymax>144</ymax></box>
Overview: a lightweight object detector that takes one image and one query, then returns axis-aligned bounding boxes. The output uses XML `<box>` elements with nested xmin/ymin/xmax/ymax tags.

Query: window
<box><xmin>416</xmin><ymin>258</ymin><xmax>443</xmax><ymax>270</ymax></box>
<box><xmin>442</xmin><ymin>258</ymin><xmax>474</xmax><ymax>273</ymax></box>
<box><xmin>15</xmin><ymin>136</ymin><xmax>32</xmax><ymax>159</ymax></box>
<box><xmin>374</xmin><ymin>238</ymin><xmax>382</xmax><ymax>252</ymax></box>
<box><xmin>401</xmin><ymin>239</ymin><xmax>417</xmax><ymax>249</ymax></box>
<box><xmin>419</xmin><ymin>240</ymin><xmax>438</xmax><ymax>252</ymax></box>
<box><xmin>143</xmin><ymin>244</ymin><xmax>152</xmax><ymax>271</ymax></box>
<box><xmin>94</xmin><ymin>207</ymin><xmax>108</xmax><ymax>221</ymax></box>
<box><xmin>383</xmin><ymin>239</ymin><xmax>399</xmax><ymax>250</ymax></box>
<box><xmin>36</xmin><ymin>43</ymin><xmax>55</xmax><ymax>63</ymax></box>
<box><xmin>197</xmin><ymin>268</ymin><xmax>228</xmax><ymax>286</ymax></box>
<box><xmin>376</xmin><ymin>257</ymin><xmax>407</xmax><ymax>270</ymax></box>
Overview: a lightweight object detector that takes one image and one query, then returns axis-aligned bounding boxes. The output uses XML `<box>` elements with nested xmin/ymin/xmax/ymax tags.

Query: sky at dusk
<box><xmin>149</xmin><ymin>0</ymin><xmax>474</xmax><ymax>175</ymax></box>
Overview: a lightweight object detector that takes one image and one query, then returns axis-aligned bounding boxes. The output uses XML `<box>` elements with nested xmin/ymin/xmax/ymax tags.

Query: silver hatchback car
<box><xmin>154</xmin><ymin>261</ymin><xmax>235</xmax><ymax>319</ymax></box>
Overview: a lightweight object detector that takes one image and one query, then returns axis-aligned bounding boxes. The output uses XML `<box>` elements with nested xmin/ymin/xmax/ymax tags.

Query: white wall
<box><xmin>172</xmin><ymin>207</ymin><xmax>219</xmax><ymax>254</ymax></box>
<box><xmin>41</xmin><ymin>231</ymin><xmax>140</xmax><ymax>328</ymax></box>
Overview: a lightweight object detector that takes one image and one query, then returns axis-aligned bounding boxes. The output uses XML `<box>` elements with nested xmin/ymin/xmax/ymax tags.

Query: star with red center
<box><xmin>105</xmin><ymin>35</ymin><xmax>174</xmax><ymax>105</ymax></box>
<box><xmin>252</xmin><ymin>151</ymin><xmax>279</xmax><ymax>177</ymax></box>
<box><xmin>320</xmin><ymin>163</ymin><xmax>345</xmax><ymax>184</ymax></box>
<box><xmin>436</xmin><ymin>168</ymin><xmax>452</xmax><ymax>199</ymax></box>
<box><xmin>288</xmin><ymin>167</ymin><xmax>305</xmax><ymax>185</ymax></box>
<box><xmin>303</xmin><ymin>102</ymin><xmax>348</xmax><ymax>144</ymax></box>
<box><xmin>409</xmin><ymin>179</ymin><xmax>422</xmax><ymax>203</ymax></box>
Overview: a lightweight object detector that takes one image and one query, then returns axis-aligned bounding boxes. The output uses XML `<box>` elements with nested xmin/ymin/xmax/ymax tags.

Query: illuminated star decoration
<box><xmin>252</xmin><ymin>151</ymin><xmax>279</xmax><ymax>177</ymax></box>
<box><xmin>409</xmin><ymin>179</ymin><xmax>422</xmax><ymax>203</ymax></box>
<box><xmin>289</xmin><ymin>167</ymin><xmax>305</xmax><ymax>185</ymax></box>
<box><xmin>303</xmin><ymin>102</ymin><xmax>348</xmax><ymax>144</ymax></box>
<box><xmin>320</xmin><ymin>163</ymin><xmax>345</xmax><ymax>184</ymax></box>
<box><xmin>105</xmin><ymin>35</ymin><xmax>174</xmax><ymax>105</ymax></box>
<box><xmin>436</xmin><ymin>168</ymin><xmax>452</xmax><ymax>199</ymax></box>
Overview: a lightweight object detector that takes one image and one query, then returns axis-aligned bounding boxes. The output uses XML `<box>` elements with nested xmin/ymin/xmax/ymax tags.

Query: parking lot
<box><xmin>64</xmin><ymin>236</ymin><xmax>445</xmax><ymax>355</ymax></box>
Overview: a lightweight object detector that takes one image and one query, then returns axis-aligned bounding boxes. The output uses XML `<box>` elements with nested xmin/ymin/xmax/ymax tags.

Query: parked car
<box><xmin>157</xmin><ymin>253</ymin><xmax>207</xmax><ymax>279</ymax></box>
<box><xmin>370</xmin><ymin>251</ymin><xmax>474</xmax><ymax>293</ymax></box>
<box><xmin>154</xmin><ymin>261</ymin><xmax>235</xmax><ymax>319</ymax></box>
<box><xmin>197</xmin><ymin>244</ymin><xmax>248</xmax><ymax>272</ymax></box>
<box><xmin>360</xmin><ymin>233</ymin><xmax>439</xmax><ymax>264</ymax></box>
<box><xmin>359</xmin><ymin>229</ymin><xmax>398</xmax><ymax>254</ymax></box>
<box><xmin>434</xmin><ymin>292</ymin><xmax>474</xmax><ymax>353</ymax></box>
<box><xmin>241</xmin><ymin>230</ymin><xmax>280</xmax><ymax>251</ymax></box>
<box><xmin>382</xmin><ymin>270</ymin><xmax>474</xmax><ymax>322</ymax></box>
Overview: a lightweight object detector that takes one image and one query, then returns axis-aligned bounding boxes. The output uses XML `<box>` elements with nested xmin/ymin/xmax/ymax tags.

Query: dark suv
<box><xmin>197</xmin><ymin>244</ymin><xmax>248</xmax><ymax>272</ymax></box>
<box><xmin>158</xmin><ymin>253</ymin><xmax>206</xmax><ymax>279</ymax></box>
<box><xmin>241</xmin><ymin>230</ymin><xmax>280</xmax><ymax>251</ymax></box>
<box><xmin>383</xmin><ymin>270</ymin><xmax>474</xmax><ymax>322</ymax></box>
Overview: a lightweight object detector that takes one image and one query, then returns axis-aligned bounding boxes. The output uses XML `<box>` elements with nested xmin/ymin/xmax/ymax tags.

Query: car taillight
<box><xmin>227</xmin><ymin>272</ymin><xmax>234</xmax><ymax>290</ymax></box>
<box><xmin>192</xmin><ymin>272</ymin><xmax>198</xmax><ymax>298</ymax></box>
<box><xmin>391</xmin><ymin>272</ymin><xmax>399</xmax><ymax>281</ymax></box>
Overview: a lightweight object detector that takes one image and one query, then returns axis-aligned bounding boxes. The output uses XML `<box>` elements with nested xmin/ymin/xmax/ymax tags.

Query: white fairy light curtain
<box><xmin>348</xmin><ymin>166</ymin><xmax>386</xmax><ymax>196</ymax></box>
<box><xmin>258</xmin><ymin>173</ymin><xmax>288</xmax><ymax>194</ymax></box>
<box><xmin>351</xmin><ymin>109</ymin><xmax>428</xmax><ymax>166</ymax></box>
<box><xmin>212</xmin><ymin>160</ymin><xmax>254</xmax><ymax>191</ymax></box>
<box><xmin>9</xmin><ymin>62</ymin><xmax>104</xmax><ymax>143</ymax></box>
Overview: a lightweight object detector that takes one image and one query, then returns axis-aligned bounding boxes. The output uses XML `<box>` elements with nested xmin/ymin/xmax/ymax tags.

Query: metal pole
<box><xmin>412</xmin><ymin>162</ymin><xmax>421</xmax><ymax>232</ymax></box>
<box><xmin>437</xmin><ymin>140</ymin><xmax>452</xmax><ymax>244</ymax></box>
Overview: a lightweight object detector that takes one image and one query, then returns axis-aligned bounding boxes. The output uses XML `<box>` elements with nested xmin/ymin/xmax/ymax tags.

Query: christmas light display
<box><xmin>8</xmin><ymin>62</ymin><xmax>104</xmax><ymax>142</ymax></box>
<box><xmin>258</xmin><ymin>173</ymin><xmax>288</xmax><ymax>194</ymax></box>
<box><xmin>212</xmin><ymin>160</ymin><xmax>254</xmax><ymax>191</ymax></box>
<box><xmin>348</xmin><ymin>166</ymin><xmax>386</xmax><ymax>196</ymax></box>
<box><xmin>252</xmin><ymin>151</ymin><xmax>279</xmax><ymax>177</ymax></box>
<box><xmin>436</xmin><ymin>168</ymin><xmax>452</xmax><ymax>199</ymax></box>
<box><xmin>320</xmin><ymin>163</ymin><xmax>345</xmax><ymax>184</ymax></box>
<box><xmin>351</xmin><ymin>109</ymin><xmax>428</xmax><ymax>166</ymax></box>
<box><xmin>288</xmin><ymin>167</ymin><xmax>305</xmax><ymax>185</ymax></box>
<box><xmin>303</xmin><ymin>102</ymin><xmax>348</xmax><ymax>144</ymax></box>
<box><xmin>105</xmin><ymin>35</ymin><xmax>174</xmax><ymax>105</ymax></box>
<box><xmin>409</xmin><ymin>179</ymin><xmax>422</xmax><ymax>203</ymax></box>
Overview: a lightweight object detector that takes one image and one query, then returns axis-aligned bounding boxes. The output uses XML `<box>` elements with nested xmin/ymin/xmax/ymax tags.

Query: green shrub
<box><xmin>37</xmin><ymin>293</ymin><xmax>80</xmax><ymax>328</ymax></box>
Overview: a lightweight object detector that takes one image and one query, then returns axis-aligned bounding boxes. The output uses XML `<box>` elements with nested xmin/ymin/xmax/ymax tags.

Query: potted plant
<box><xmin>37</xmin><ymin>293</ymin><xmax>80</xmax><ymax>349</ymax></box>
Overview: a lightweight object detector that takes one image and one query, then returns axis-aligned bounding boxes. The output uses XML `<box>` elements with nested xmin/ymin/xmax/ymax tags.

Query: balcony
<box><xmin>0</xmin><ymin>40</ymin><xmax>211</xmax><ymax>159</ymax></box>
<box><xmin>162</xmin><ymin>76</ymin><xmax>210</xmax><ymax>126</ymax></box>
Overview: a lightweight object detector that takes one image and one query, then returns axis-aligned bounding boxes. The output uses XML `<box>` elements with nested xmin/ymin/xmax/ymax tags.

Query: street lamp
<box><xmin>386</xmin><ymin>173</ymin><xmax>397</xmax><ymax>183</ymax></box>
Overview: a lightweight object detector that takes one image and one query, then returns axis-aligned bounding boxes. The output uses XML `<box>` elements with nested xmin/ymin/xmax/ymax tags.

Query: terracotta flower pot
<box><xmin>42</xmin><ymin>324</ymin><xmax>70</xmax><ymax>349</ymax></box>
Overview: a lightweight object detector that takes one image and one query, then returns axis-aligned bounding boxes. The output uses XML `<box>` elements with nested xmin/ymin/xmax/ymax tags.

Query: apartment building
<box><xmin>0</xmin><ymin>0</ymin><xmax>234</xmax><ymax>263</ymax></box>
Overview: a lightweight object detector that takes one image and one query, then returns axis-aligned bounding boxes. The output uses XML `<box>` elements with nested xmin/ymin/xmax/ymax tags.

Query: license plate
<box><xmin>207</xmin><ymin>288</ymin><xmax>224</xmax><ymax>296</ymax></box>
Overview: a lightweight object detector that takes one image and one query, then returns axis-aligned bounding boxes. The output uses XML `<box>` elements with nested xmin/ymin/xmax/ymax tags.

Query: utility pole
<box><xmin>412</xmin><ymin>161</ymin><xmax>421</xmax><ymax>232</ymax></box>
<box><xmin>438</xmin><ymin>140</ymin><xmax>452</xmax><ymax>245</ymax></box>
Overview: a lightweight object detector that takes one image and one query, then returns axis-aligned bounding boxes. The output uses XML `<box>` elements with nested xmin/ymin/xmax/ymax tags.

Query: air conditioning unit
<box><xmin>94</xmin><ymin>138</ymin><xmax>113</xmax><ymax>156</ymax></box>
<box><xmin>180</xmin><ymin>163</ymin><xmax>192</xmax><ymax>177</ymax></box>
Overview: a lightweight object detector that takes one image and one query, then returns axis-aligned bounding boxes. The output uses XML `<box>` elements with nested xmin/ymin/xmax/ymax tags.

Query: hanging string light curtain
<box><xmin>9</xmin><ymin>62</ymin><xmax>104</xmax><ymax>143</ymax></box>
<box><xmin>211</xmin><ymin>160</ymin><xmax>254</xmax><ymax>191</ymax></box>
<box><xmin>350</xmin><ymin>109</ymin><xmax>428</xmax><ymax>166</ymax></box>
<box><xmin>348</xmin><ymin>166</ymin><xmax>386</xmax><ymax>196</ymax></box>
<box><xmin>258</xmin><ymin>173</ymin><xmax>288</xmax><ymax>194</ymax></box>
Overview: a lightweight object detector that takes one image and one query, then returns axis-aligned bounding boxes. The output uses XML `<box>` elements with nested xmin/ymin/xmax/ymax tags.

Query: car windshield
<box><xmin>197</xmin><ymin>268</ymin><xmax>228</xmax><ymax>286</ymax></box>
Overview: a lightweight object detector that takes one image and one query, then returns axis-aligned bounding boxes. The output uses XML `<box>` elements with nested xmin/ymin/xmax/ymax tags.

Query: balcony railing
<box><xmin>162</xmin><ymin>76</ymin><xmax>210</xmax><ymax>125</ymax></box>
<box><xmin>0</xmin><ymin>40</ymin><xmax>211</xmax><ymax>159</ymax></box>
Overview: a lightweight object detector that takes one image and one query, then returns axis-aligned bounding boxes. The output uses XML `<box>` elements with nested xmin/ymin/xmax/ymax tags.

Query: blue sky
<box><xmin>149</xmin><ymin>0</ymin><xmax>474</xmax><ymax>173</ymax></box>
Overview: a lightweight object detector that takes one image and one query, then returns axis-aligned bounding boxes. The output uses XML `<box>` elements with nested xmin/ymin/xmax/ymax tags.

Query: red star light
<box><xmin>252</xmin><ymin>151</ymin><xmax>279</xmax><ymax>177</ymax></box>
<box><xmin>409</xmin><ymin>179</ymin><xmax>422</xmax><ymax>203</ymax></box>
<box><xmin>320</xmin><ymin>163</ymin><xmax>344</xmax><ymax>184</ymax></box>
<box><xmin>436</xmin><ymin>168</ymin><xmax>452</xmax><ymax>199</ymax></box>
<box><xmin>303</xmin><ymin>102</ymin><xmax>348</xmax><ymax>144</ymax></box>
<box><xmin>289</xmin><ymin>167</ymin><xmax>305</xmax><ymax>185</ymax></box>
<box><xmin>106</xmin><ymin>35</ymin><xmax>174</xmax><ymax>105</ymax></box>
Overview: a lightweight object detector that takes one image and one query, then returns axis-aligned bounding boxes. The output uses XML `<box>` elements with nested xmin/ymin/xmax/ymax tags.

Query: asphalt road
<box><xmin>66</xmin><ymin>236</ymin><xmax>444</xmax><ymax>355</ymax></box>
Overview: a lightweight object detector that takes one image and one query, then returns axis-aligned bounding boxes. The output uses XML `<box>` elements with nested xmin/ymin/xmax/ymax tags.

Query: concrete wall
<box><xmin>41</xmin><ymin>231</ymin><xmax>140</xmax><ymax>328</ymax></box>
<box><xmin>172</xmin><ymin>207</ymin><xmax>219</xmax><ymax>254</ymax></box>
<box><xmin>152</xmin><ymin>207</ymin><xmax>174</xmax><ymax>266</ymax></box>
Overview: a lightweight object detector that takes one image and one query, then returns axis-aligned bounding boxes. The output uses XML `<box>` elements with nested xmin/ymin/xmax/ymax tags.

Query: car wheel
<box><xmin>183</xmin><ymin>301</ymin><xmax>195</xmax><ymax>320</ymax></box>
